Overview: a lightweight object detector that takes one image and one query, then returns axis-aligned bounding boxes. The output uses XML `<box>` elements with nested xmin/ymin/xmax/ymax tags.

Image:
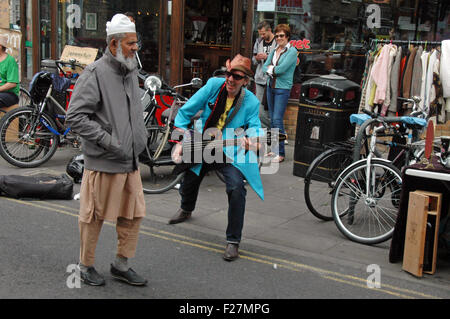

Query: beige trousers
<box><xmin>77</xmin><ymin>169</ymin><xmax>146</xmax><ymax>266</ymax></box>
<box><xmin>79</xmin><ymin>217</ymin><xmax>143</xmax><ymax>267</ymax></box>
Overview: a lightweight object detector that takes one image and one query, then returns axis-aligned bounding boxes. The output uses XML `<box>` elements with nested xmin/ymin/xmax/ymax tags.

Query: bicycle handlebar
<box><xmin>54</xmin><ymin>60</ymin><xmax>85</xmax><ymax>78</ymax></box>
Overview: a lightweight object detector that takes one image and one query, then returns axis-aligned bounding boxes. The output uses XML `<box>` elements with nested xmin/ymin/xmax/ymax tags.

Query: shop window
<box><xmin>253</xmin><ymin>0</ymin><xmax>450</xmax><ymax>86</ymax></box>
<box><xmin>56</xmin><ymin>0</ymin><xmax>161</xmax><ymax>73</ymax></box>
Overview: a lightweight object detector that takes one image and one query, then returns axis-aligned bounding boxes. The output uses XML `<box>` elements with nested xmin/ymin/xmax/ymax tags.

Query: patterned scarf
<box><xmin>204</xmin><ymin>83</ymin><xmax>243</xmax><ymax>131</ymax></box>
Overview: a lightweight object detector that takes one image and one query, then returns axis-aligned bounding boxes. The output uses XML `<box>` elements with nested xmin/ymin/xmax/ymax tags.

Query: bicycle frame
<box><xmin>37</xmin><ymin>84</ymin><xmax>71</xmax><ymax>137</ymax></box>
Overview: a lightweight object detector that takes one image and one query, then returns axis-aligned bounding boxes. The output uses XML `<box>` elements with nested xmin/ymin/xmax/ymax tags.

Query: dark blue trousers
<box><xmin>180</xmin><ymin>163</ymin><xmax>247</xmax><ymax>243</ymax></box>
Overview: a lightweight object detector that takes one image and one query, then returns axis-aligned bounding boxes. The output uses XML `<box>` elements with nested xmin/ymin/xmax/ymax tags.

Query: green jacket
<box><xmin>262</xmin><ymin>44</ymin><xmax>298</xmax><ymax>90</ymax></box>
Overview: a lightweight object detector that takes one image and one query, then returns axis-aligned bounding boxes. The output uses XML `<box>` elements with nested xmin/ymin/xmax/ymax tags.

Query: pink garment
<box><xmin>371</xmin><ymin>45</ymin><xmax>392</xmax><ymax>105</ymax></box>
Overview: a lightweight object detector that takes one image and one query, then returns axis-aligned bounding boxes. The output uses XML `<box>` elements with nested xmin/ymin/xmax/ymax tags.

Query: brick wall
<box><xmin>283</xmin><ymin>100</ymin><xmax>299</xmax><ymax>141</ymax></box>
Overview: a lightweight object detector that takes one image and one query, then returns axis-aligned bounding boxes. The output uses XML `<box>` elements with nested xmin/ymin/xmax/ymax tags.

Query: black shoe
<box><xmin>110</xmin><ymin>264</ymin><xmax>148</xmax><ymax>286</ymax></box>
<box><xmin>168</xmin><ymin>209</ymin><xmax>192</xmax><ymax>224</ymax></box>
<box><xmin>79</xmin><ymin>265</ymin><xmax>105</xmax><ymax>286</ymax></box>
<box><xmin>223</xmin><ymin>243</ymin><xmax>239</xmax><ymax>261</ymax></box>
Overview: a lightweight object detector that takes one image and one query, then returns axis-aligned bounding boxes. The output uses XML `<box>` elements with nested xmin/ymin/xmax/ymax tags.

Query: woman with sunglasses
<box><xmin>263</xmin><ymin>24</ymin><xmax>298</xmax><ymax>163</ymax></box>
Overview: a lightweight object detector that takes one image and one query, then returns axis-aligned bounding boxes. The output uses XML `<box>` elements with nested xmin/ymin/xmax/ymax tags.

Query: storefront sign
<box><xmin>60</xmin><ymin>45</ymin><xmax>98</xmax><ymax>67</ymax></box>
<box><xmin>290</xmin><ymin>39</ymin><xmax>310</xmax><ymax>50</ymax></box>
<box><xmin>0</xmin><ymin>0</ymin><xmax>9</xmax><ymax>29</ymax></box>
<box><xmin>276</xmin><ymin>0</ymin><xmax>303</xmax><ymax>14</ymax></box>
<box><xmin>257</xmin><ymin>0</ymin><xmax>276</xmax><ymax>12</ymax></box>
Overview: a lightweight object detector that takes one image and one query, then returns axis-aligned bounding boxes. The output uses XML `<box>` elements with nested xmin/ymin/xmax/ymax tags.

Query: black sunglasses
<box><xmin>225</xmin><ymin>71</ymin><xmax>246</xmax><ymax>81</ymax></box>
<box><xmin>275</xmin><ymin>34</ymin><xmax>286</xmax><ymax>39</ymax></box>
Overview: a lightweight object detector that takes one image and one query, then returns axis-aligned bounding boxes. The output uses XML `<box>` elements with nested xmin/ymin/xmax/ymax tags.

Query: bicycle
<box><xmin>0</xmin><ymin>60</ymin><xmax>84</xmax><ymax>168</ymax></box>
<box><xmin>303</xmin><ymin>97</ymin><xmax>435</xmax><ymax>222</ymax></box>
<box><xmin>330</xmin><ymin>110</ymin><xmax>430</xmax><ymax>244</ymax></box>
<box><xmin>138</xmin><ymin>75</ymin><xmax>203</xmax><ymax>194</ymax></box>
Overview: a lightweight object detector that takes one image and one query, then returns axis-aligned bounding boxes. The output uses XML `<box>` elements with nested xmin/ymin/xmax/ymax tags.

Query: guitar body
<box><xmin>172</xmin><ymin>129</ymin><xmax>287</xmax><ymax>175</ymax></box>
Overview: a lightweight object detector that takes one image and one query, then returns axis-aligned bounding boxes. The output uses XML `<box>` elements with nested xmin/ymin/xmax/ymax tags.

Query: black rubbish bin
<box><xmin>293</xmin><ymin>74</ymin><xmax>360</xmax><ymax>178</ymax></box>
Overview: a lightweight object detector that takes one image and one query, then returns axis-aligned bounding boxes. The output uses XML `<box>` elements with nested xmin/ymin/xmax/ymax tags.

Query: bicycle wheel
<box><xmin>0</xmin><ymin>107</ymin><xmax>59</xmax><ymax>168</ymax></box>
<box><xmin>139</xmin><ymin>124</ymin><xmax>184</xmax><ymax>194</ymax></box>
<box><xmin>145</xmin><ymin>116</ymin><xmax>160</xmax><ymax>146</ymax></box>
<box><xmin>19</xmin><ymin>87</ymin><xmax>32</xmax><ymax>107</ymax></box>
<box><xmin>140</xmin><ymin>161</ymin><xmax>184</xmax><ymax>194</ymax></box>
<box><xmin>331</xmin><ymin>159</ymin><xmax>402</xmax><ymax>244</ymax></box>
<box><xmin>304</xmin><ymin>147</ymin><xmax>353</xmax><ymax>221</ymax></box>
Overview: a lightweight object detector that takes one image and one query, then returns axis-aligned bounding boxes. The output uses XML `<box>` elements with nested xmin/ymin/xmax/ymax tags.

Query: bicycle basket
<box><xmin>29</xmin><ymin>72</ymin><xmax>53</xmax><ymax>104</ymax></box>
<box><xmin>29</xmin><ymin>71</ymin><xmax>70</xmax><ymax>115</ymax></box>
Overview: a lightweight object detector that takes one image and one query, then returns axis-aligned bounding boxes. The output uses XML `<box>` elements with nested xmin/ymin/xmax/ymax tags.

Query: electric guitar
<box><xmin>172</xmin><ymin>129</ymin><xmax>287</xmax><ymax>174</ymax></box>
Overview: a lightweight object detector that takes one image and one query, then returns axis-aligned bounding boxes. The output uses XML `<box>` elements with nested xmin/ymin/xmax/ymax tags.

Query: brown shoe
<box><xmin>223</xmin><ymin>243</ymin><xmax>239</xmax><ymax>261</ymax></box>
<box><xmin>168</xmin><ymin>209</ymin><xmax>192</xmax><ymax>224</ymax></box>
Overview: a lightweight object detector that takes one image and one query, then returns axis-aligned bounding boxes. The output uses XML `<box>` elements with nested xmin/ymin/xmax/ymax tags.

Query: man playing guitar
<box><xmin>169</xmin><ymin>54</ymin><xmax>264</xmax><ymax>261</ymax></box>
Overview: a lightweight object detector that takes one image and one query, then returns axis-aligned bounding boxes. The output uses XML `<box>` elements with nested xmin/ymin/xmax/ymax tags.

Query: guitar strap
<box><xmin>223</xmin><ymin>88</ymin><xmax>245</xmax><ymax>130</ymax></box>
<box><xmin>204</xmin><ymin>84</ymin><xmax>246</xmax><ymax>132</ymax></box>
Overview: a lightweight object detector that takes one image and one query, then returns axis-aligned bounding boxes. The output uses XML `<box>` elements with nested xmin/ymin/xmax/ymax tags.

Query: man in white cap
<box><xmin>66</xmin><ymin>14</ymin><xmax>148</xmax><ymax>286</ymax></box>
<box><xmin>0</xmin><ymin>35</ymin><xmax>20</xmax><ymax>109</ymax></box>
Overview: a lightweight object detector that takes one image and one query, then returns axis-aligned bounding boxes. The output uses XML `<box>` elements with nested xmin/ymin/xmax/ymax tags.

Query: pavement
<box><xmin>0</xmin><ymin>143</ymin><xmax>449</xmax><ymax>293</ymax></box>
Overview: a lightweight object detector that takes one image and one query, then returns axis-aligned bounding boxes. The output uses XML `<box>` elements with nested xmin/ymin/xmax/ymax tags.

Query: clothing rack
<box><xmin>370</xmin><ymin>39</ymin><xmax>441</xmax><ymax>48</ymax></box>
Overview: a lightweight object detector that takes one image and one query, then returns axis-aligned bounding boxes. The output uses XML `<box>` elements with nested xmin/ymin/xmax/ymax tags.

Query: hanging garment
<box><xmin>389</xmin><ymin>45</ymin><xmax>402</xmax><ymax>114</ymax></box>
<box><xmin>425</xmin><ymin>49</ymin><xmax>438</xmax><ymax>110</ymax></box>
<box><xmin>419</xmin><ymin>50</ymin><xmax>430</xmax><ymax>110</ymax></box>
<box><xmin>410</xmin><ymin>46</ymin><xmax>423</xmax><ymax>99</ymax></box>
<box><xmin>381</xmin><ymin>45</ymin><xmax>398</xmax><ymax>115</ymax></box>
<box><xmin>371</xmin><ymin>44</ymin><xmax>392</xmax><ymax>105</ymax></box>
<box><xmin>365</xmin><ymin>48</ymin><xmax>380</xmax><ymax>110</ymax></box>
<box><xmin>441</xmin><ymin>40</ymin><xmax>450</xmax><ymax>98</ymax></box>
<box><xmin>399</xmin><ymin>50</ymin><xmax>410</xmax><ymax>98</ymax></box>
<box><xmin>402</xmin><ymin>46</ymin><xmax>418</xmax><ymax>100</ymax></box>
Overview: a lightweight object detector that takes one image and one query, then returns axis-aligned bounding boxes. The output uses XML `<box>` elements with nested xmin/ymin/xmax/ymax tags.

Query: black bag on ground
<box><xmin>0</xmin><ymin>174</ymin><xmax>73</xmax><ymax>199</ymax></box>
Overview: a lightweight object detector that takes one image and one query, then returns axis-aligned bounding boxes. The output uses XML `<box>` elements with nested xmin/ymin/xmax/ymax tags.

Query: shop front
<box><xmin>20</xmin><ymin>0</ymin><xmax>165</xmax><ymax>80</ymax></box>
<box><xmin>10</xmin><ymin>1</ymin><xmax>450</xmax><ymax>93</ymax></box>
<box><xmin>250</xmin><ymin>0</ymin><xmax>450</xmax><ymax>139</ymax></box>
<box><xmin>17</xmin><ymin>0</ymin><xmax>254</xmax><ymax>87</ymax></box>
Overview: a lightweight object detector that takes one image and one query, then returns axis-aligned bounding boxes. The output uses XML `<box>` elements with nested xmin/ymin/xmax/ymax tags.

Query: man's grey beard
<box><xmin>115</xmin><ymin>41</ymin><xmax>138</xmax><ymax>71</ymax></box>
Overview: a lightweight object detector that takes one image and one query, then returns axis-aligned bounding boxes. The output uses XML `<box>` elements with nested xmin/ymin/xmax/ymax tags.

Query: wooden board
<box><xmin>59</xmin><ymin>45</ymin><xmax>98</xmax><ymax>75</ymax></box>
<box><xmin>402</xmin><ymin>190</ymin><xmax>442</xmax><ymax>277</ymax></box>
<box><xmin>416</xmin><ymin>191</ymin><xmax>442</xmax><ymax>275</ymax></box>
<box><xmin>402</xmin><ymin>191</ymin><xmax>428</xmax><ymax>277</ymax></box>
<box><xmin>0</xmin><ymin>104</ymin><xmax>19</xmax><ymax>142</ymax></box>
<box><xmin>60</xmin><ymin>45</ymin><xmax>98</xmax><ymax>66</ymax></box>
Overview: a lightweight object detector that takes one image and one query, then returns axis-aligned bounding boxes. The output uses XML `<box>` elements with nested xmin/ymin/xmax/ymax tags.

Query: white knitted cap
<box><xmin>106</xmin><ymin>14</ymin><xmax>136</xmax><ymax>36</ymax></box>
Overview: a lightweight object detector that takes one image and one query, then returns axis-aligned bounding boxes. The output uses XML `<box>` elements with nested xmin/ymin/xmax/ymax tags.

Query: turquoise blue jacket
<box><xmin>174</xmin><ymin>77</ymin><xmax>265</xmax><ymax>200</ymax></box>
<box><xmin>262</xmin><ymin>44</ymin><xmax>298</xmax><ymax>90</ymax></box>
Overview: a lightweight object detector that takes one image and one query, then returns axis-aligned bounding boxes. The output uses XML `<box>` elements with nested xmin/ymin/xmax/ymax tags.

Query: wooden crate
<box><xmin>0</xmin><ymin>104</ymin><xmax>19</xmax><ymax>142</ymax></box>
<box><xmin>402</xmin><ymin>191</ymin><xmax>442</xmax><ymax>277</ymax></box>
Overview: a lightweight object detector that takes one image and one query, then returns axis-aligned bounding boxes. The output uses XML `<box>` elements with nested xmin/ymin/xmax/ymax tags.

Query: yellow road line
<box><xmin>1</xmin><ymin>197</ymin><xmax>442</xmax><ymax>299</ymax></box>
